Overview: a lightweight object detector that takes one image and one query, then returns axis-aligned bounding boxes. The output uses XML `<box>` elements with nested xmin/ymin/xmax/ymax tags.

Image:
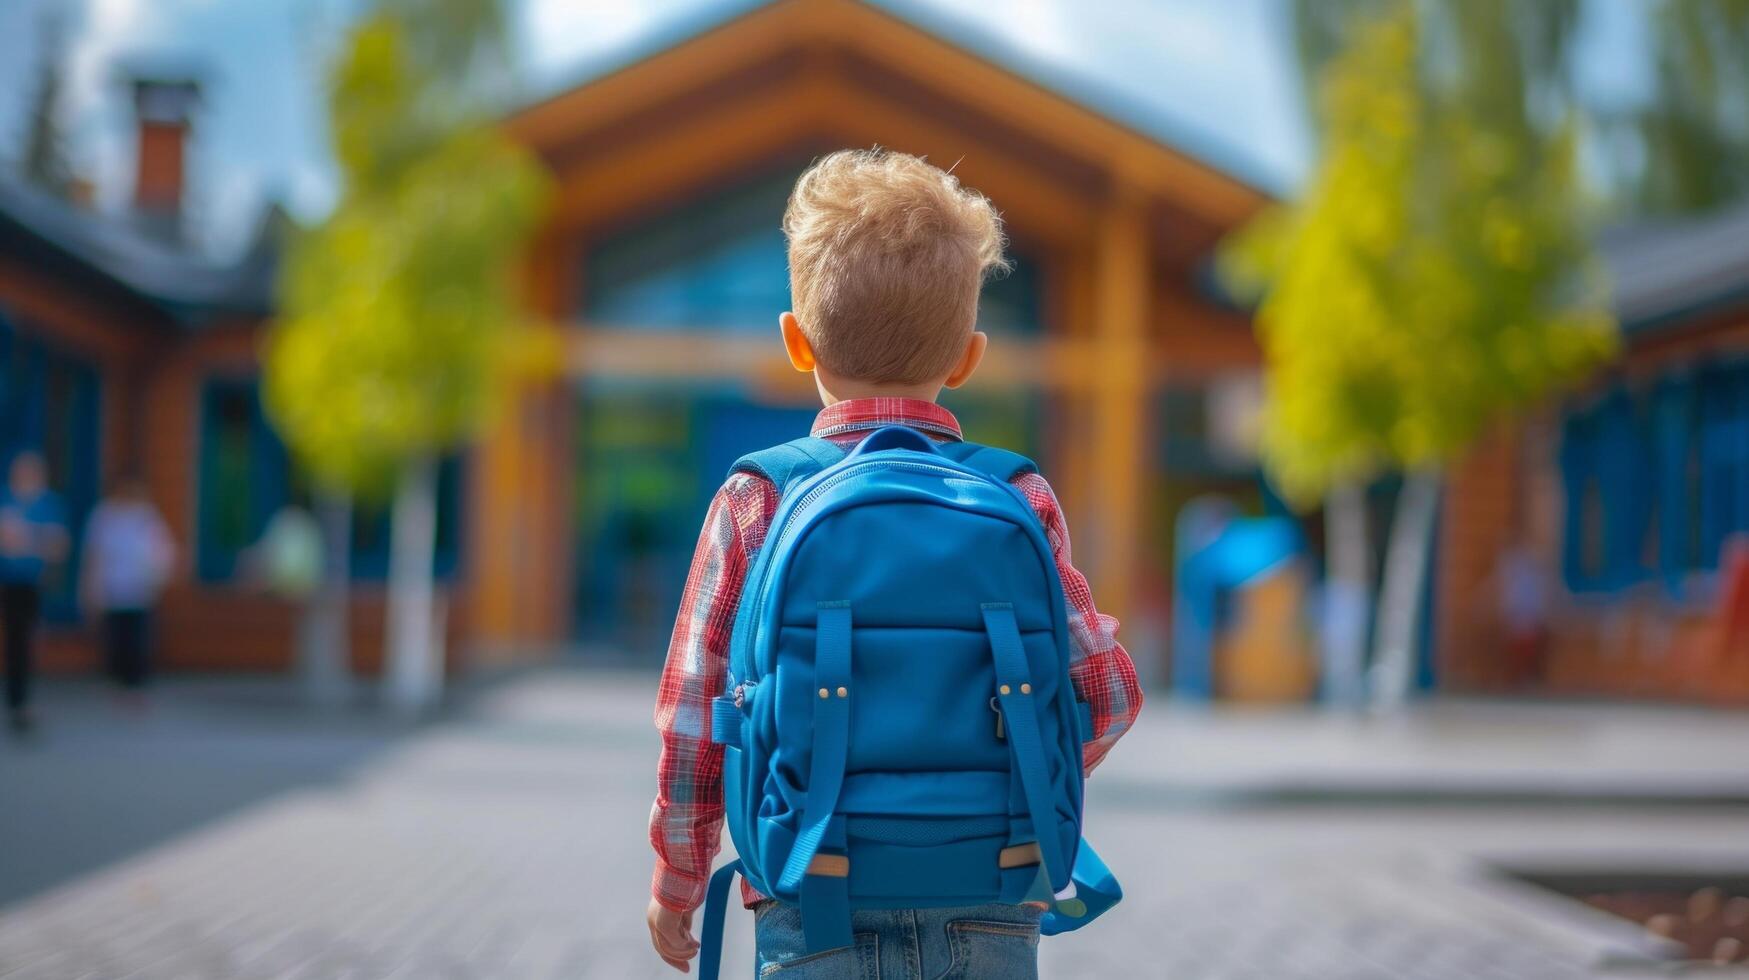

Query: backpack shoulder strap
<box><xmin>731</xmin><ymin>437</ymin><xmax>844</xmax><ymax>496</ymax></box>
<box><xmin>941</xmin><ymin>441</ymin><xmax>1038</xmax><ymax>483</ymax></box>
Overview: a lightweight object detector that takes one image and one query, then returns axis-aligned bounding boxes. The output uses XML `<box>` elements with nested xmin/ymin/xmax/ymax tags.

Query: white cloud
<box><xmin>288</xmin><ymin>160</ymin><xmax>340</xmax><ymax>223</ymax></box>
<box><xmin>897</xmin><ymin>0</ymin><xmax>1306</xmax><ymax>188</ymax></box>
<box><xmin>62</xmin><ymin>0</ymin><xmax>169</xmax><ymax>213</ymax></box>
<box><xmin>507</xmin><ymin>0</ymin><xmax>1304</xmax><ymax>188</ymax></box>
<box><xmin>520</xmin><ymin>0</ymin><xmax>691</xmax><ymax>81</ymax></box>
<box><xmin>191</xmin><ymin>160</ymin><xmax>261</xmax><ymax>255</ymax></box>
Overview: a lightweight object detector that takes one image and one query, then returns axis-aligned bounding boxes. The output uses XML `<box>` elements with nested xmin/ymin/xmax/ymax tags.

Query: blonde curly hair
<box><xmin>784</xmin><ymin>149</ymin><xmax>1009</xmax><ymax>384</ymax></box>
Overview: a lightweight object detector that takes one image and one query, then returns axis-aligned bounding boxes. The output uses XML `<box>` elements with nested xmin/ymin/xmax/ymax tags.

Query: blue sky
<box><xmin>0</xmin><ymin>0</ymin><xmax>1651</xmax><ymax>259</ymax></box>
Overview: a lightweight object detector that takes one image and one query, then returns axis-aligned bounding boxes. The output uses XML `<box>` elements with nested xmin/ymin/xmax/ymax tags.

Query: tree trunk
<box><xmin>384</xmin><ymin>454</ymin><xmax>441</xmax><ymax>715</ymax></box>
<box><xmin>1369</xmin><ymin>468</ymin><xmax>1443</xmax><ymax>709</ymax></box>
<box><xmin>299</xmin><ymin>489</ymin><xmax>354</xmax><ymax>708</ymax></box>
<box><xmin>1320</xmin><ymin>480</ymin><xmax>1372</xmax><ymax>708</ymax></box>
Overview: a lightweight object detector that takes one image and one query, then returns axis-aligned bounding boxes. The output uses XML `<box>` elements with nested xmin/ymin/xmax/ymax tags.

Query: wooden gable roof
<box><xmin>504</xmin><ymin>0</ymin><xmax>1267</xmax><ymax>251</ymax></box>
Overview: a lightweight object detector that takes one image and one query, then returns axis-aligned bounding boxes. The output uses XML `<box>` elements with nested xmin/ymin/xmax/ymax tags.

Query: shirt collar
<box><xmin>810</xmin><ymin>398</ymin><xmax>963</xmax><ymax>441</ymax></box>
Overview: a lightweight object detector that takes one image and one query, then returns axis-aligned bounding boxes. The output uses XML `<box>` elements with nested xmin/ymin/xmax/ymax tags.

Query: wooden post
<box><xmin>1088</xmin><ymin>189</ymin><xmax>1151</xmax><ymax>623</ymax></box>
<box><xmin>469</xmin><ymin>388</ymin><xmax>524</xmax><ymax>654</ymax></box>
<box><xmin>468</xmin><ymin>230</ymin><xmax>570</xmax><ymax>660</ymax></box>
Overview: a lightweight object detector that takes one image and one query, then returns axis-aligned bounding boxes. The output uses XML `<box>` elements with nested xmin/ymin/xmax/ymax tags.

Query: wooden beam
<box><xmin>1152</xmin><ymin>285</ymin><xmax>1261</xmax><ymax>379</ymax></box>
<box><xmin>565</xmin><ymin>327</ymin><xmax>1098</xmax><ymax>391</ymax></box>
<box><xmin>468</xmin><ymin>389</ymin><xmax>523</xmax><ymax>645</ymax></box>
<box><xmin>1050</xmin><ymin>250</ymin><xmax>1097</xmax><ymax>528</ymax></box>
<box><xmin>504</xmin><ymin>0</ymin><xmax>819</xmax><ymax>150</ymax></box>
<box><xmin>1088</xmin><ymin>189</ymin><xmax>1153</xmax><ymax>622</ymax></box>
<box><xmin>817</xmin><ymin>0</ymin><xmax>1265</xmax><ymax>226</ymax></box>
<box><xmin>508</xmin><ymin>0</ymin><xmax>1266</xmax><ymax>234</ymax></box>
<box><xmin>547</xmin><ymin>71</ymin><xmax>1095</xmax><ymax>250</ymax></box>
<box><xmin>549</xmin><ymin>85</ymin><xmax>825</xmax><ymax>229</ymax></box>
<box><xmin>803</xmin><ymin>76</ymin><xmax>1096</xmax><ymax>245</ymax></box>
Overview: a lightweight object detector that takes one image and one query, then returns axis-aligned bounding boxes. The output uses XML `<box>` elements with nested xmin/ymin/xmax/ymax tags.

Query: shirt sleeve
<box><xmin>1010</xmin><ymin>471</ymin><xmax>1144</xmax><ymax>775</ymax></box>
<box><xmin>648</xmin><ymin>471</ymin><xmax>776</xmax><ymax>913</ymax></box>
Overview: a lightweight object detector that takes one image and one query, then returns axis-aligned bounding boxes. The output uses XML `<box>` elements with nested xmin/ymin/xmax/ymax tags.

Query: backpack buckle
<box><xmin>999</xmin><ymin>842</ymin><xmax>1042</xmax><ymax>869</ymax></box>
<box><xmin>806</xmin><ymin>854</ymin><xmax>849</xmax><ymax>878</ymax></box>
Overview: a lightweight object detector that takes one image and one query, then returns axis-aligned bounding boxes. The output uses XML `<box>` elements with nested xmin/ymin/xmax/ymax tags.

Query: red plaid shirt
<box><xmin>649</xmin><ymin>398</ymin><xmax>1143</xmax><ymax>913</ymax></box>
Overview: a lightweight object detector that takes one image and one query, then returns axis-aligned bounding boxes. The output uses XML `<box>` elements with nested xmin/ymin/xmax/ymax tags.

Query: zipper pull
<box><xmin>989</xmin><ymin>696</ymin><xmax>1005</xmax><ymax>740</ymax></box>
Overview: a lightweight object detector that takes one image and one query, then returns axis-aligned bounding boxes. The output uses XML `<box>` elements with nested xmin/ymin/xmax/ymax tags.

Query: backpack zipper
<box><xmin>774</xmin><ymin>460</ymin><xmax>972</xmax><ymax>544</ymax></box>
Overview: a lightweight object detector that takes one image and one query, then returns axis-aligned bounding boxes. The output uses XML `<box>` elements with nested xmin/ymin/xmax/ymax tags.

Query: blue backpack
<box><xmin>697</xmin><ymin>426</ymin><xmax>1121</xmax><ymax>978</ymax></box>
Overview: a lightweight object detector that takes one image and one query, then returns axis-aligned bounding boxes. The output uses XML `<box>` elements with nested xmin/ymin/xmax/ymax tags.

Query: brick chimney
<box><xmin>129</xmin><ymin>76</ymin><xmax>200</xmax><ymax>244</ymax></box>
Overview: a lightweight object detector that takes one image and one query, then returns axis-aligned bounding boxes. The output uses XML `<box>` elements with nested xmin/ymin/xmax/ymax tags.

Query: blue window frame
<box><xmin>1561</xmin><ymin>388</ymin><xmax>1653</xmax><ymax>592</ymax></box>
<box><xmin>196</xmin><ymin>378</ymin><xmax>465</xmax><ymax>583</ymax></box>
<box><xmin>1697</xmin><ymin>363</ymin><xmax>1749</xmax><ymax>571</ymax></box>
<box><xmin>0</xmin><ymin>309</ymin><xmax>101</xmax><ymax>622</ymax></box>
<box><xmin>1561</xmin><ymin>362</ymin><xmax>1749</xmax><ymax>595</ymax></box>
<box><xmin>197</xmin><ymin>381</ymin><xmax>291</xmax><ymax>581</ymax></box>
<box><xmin>1650</xmin><ymin>376</ymin><xmax>1700</xmax><ymax>586</ymax></box>
<box><xmin>578</xmin><ymin>166</ymin><xmax>1045</xmax><ymax>335</ymax></box>
<box><xmin>566</xmin><ymin>381</ymin><xmax>1050</xmax><ymax>652</ymax></box>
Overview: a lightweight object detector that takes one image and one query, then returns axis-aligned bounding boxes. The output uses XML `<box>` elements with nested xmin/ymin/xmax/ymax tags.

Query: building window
<box><xmin>197</xmin><ymin>381</ymin><xmax>286</xmax><ymax>580</ymax></box>
<box><xmin>1560</xmin><ymin>388</ymin><xmax>1654</xmax><ymax>592</ymax></box>
<box><xmin>577</xmin><ymin>165</ymin><xmax>1045</xmax><ymax>335</ymax></box>
<box><xmin>977</xmin><ymin>251</ymin><xmax>1045</xmax><ymax>336</ymax></box>
<box><xmin>571</xmin><ymin>386</ymin><xmax>711</xmax><ymax>651</ymax></box>
<box><xmin>0</xmin><ymin>311</ymin><xmax>101</xmax><ymax>622</ymax></box>
<box><xmin>939</xmin><ymin>387</ymin><xmax>1045</xmax><ymax>461</ymax></box>
<box><xmin>1697</xmin><ymin>362</ymin><xmax>1749</xmax><ymax>569</ymax></box>
<box><xmin>196</xmin><ymin>378</ymin><xmax>465</xmax><ymax>583</ymax></box>
<box><xmin>580</xmin><ymin>169</ymin><xmax>796</xmax><ymax>332</ymax></box>
<box><xmin>1650</xmin><ymin>377</ymin><xmax>1701</xmax><ymax>584</ymax></box>
<box><xmin>1560</xmin><ymin>364</ymin><xmax>1749</xmax><ymax>596</ymax></box>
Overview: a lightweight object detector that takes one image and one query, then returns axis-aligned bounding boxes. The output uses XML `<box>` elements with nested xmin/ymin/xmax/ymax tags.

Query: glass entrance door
<box><xmin>571</xmin><ymin>383</ymin><xmax>817</xmax><ymax>657</ymax></box>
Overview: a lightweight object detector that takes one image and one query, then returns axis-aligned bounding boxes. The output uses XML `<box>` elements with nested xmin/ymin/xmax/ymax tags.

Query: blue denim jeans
<box><xmin>752</xmin><ymin>901</ymin><xmax>1040</xmax><ymax>979</ymax></box>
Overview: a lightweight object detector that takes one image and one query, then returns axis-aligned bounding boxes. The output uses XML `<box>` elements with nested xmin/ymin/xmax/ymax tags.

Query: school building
<box><xmin>3</xmin><ymin>0</ymin><xmax>1745</xmax><ymax>702</ymax></box>
<box><xmin>1439</xmin><ymin>201</ymin><xmax>1749</xmax><ymax>703</ymax></box>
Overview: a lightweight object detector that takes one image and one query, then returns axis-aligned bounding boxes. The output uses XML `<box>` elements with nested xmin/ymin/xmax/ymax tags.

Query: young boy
<box><xmin>647</xmin><ymin>149</ymin><xmax>1142</xmax><ymax>976</ymax></box>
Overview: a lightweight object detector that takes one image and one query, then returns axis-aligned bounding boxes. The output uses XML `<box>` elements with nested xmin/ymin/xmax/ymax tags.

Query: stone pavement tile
<box><xmin>7</xmin><ymin>671</ymin><xmax>1749</xmax><ymax>978</ymax></box>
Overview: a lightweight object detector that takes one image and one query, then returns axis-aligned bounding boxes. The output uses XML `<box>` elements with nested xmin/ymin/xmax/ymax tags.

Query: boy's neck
<box><xmin>814</xmin><ymin>373</ymin><xmax>943</xmax><ymax>407</ymax></box>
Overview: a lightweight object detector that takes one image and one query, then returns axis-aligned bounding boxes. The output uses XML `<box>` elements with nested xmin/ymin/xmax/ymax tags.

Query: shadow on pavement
<box><xmin>0</xmin><ymin>674</ymin><xmax>494</xmax><ymax>909</ymax></box>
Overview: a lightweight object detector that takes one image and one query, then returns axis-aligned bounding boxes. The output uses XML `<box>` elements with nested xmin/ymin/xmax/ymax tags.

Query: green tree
<box><xmin>1630</xmin><ymin>0</ymin><xmax>1749</xmax><ymax>213</ymax></box>
<box><xmin>265</xmin><ymin>0</ymin><xmax>549</xmax><ymax>713</ymax></box>
<box><xmin>20</xmin><ymin>11</ymin><xmax>71</xmax><ymax>197</ymax></box>
<box><xmin>1222</xmin><ymin>2</ymin><xmax>1615</xmax><ymax>706</ymax></box>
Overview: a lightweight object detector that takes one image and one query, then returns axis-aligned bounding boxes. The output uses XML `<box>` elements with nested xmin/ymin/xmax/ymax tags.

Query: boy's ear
<box><xmin>944</xmin><ymin>331</ymin><xmax>987</xmax><ymax>390</ymax></box>
<box><xmin>779</xmin><ymin>312</ymin><xmax>815</xmax><ymax>373</ymax></box>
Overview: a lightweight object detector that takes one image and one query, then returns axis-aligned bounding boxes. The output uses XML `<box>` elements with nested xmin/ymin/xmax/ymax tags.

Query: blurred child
<box><xmin>82</xmin><ymin>474</ymin><xmax>175</xmax><ymax>697</ymax></box>
<box><xmin>646</xmin><ymin>150</ymin><xmax>1142</xmax><ymax>977</ymax></box>
<box><xmin>253</xmin><ymin>502</ymin><xmax>322</xmax><ymax>601</ymax></box>
<box><xmin>0</xmin><ymin>452</ymin><xmax>68</xmax><ymax>733</ymax></box>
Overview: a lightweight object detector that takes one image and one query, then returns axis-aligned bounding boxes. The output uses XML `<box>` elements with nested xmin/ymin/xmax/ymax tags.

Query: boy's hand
<box><xmin>647</xmin><ymin>897</ymin><xmax>699</xmax><ymax>973</ymax></box>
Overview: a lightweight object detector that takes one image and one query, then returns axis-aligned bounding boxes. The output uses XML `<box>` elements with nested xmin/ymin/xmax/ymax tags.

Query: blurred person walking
<box><xmin>1495</xmin><ymin>543</ymin><xmax>1552</xmax><ymax>687</ymax></box>
<box><xmin>254</xmin><ymin>502</ymin><xmax>322</xmax><ymax>600</ymax></box>
<box><xmin>82</xmin><ymin>474</ymin><xmax>175</xmax><ymax>699</ymax></box>
<box><xmin>0</xmin><ymin>452</ymin><xmax>69</xmax><ymax>734</ymax></box>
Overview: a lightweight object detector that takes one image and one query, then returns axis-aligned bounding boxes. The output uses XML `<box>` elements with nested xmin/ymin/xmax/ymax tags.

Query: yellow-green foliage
<box><xmin>1634</xmin><ymin>0</ymin><xmax>1749</xmax><ymax>213</ymax></box>
<box><xmin>1221</xmin><ymin>4</ymin><xmax>1616</xmax><ymax>504</ymax></box>
<box><xmin>265</xmin><ymin>7</ymin><xmax>550</xmax><ymax>494</ymax></box>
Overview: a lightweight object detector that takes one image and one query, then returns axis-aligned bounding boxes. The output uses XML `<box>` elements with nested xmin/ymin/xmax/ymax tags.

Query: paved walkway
<box><xmin>3</xmin><ymin>670</ymin><xmax>1747</xmax><ymax>978</ymax></box>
